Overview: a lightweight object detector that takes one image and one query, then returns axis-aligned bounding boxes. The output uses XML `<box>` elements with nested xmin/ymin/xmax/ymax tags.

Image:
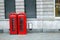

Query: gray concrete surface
<box><xmin>0</xmin><ymin>33</ymin><xmax>60</xmax><ymax>40</ymax></box>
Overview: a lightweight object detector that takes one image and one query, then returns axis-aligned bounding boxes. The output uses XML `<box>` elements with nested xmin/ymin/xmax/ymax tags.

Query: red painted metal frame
<box><xmin>9</xmin><ymin>13</ymin><xmax>18</xmax><ymax>34</ymax></box>
<box><xmin>18</xmin><ymin>12</ymin><xmax>27</xmax><ymax>34</ymax></box>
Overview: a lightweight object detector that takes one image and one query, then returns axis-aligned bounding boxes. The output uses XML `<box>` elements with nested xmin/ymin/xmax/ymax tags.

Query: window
<box><xmin>4</xmin><ymin>0</ymin><xmax>36</xmax><ymax>19</ymax></box>
<box><xmin>55</xmin><ymin>0</ymin><xmax>60</xmax><ymax>17</ymax></box>
<box><xmin>4</xmin><ymin>0</ymin><xmax>15</xmax><ymax>19</ymax></box>
<box><xmin>24</xmin><ymin>0</ymin><xmax>36</xmax><ymax>18</ymax></box>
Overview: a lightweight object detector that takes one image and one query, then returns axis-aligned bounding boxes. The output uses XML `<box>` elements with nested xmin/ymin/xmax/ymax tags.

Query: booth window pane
<box><xmin>24</xmin><ymin>0</ymin><xmax>36</xmax><ymax>18</ymax></box>
<box><xmin>4</xmin><ymin>0</ymin><xmax>15</xmax><ymax>19</ymax></box>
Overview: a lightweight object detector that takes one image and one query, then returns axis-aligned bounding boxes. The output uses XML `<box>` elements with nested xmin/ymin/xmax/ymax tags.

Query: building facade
<box><xmin>0</xmin><ymin>0</ymin><xmax>60</xmax><ymax>32</ymax></box>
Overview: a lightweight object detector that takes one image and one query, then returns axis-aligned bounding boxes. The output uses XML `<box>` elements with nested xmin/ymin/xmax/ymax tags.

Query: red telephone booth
<box><xmin>18</xmin><ymin>12</ymin><xmax>27</xmax><ymax>34</ymax></box>
<box><xmin>9</xmin><ymin>13</ymin><xmax>17</xmax><ymax>34</ymax></box>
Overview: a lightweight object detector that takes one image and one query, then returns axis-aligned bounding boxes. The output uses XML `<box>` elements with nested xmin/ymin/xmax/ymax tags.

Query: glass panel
<box><xmin>24</xmin><ymin>0</ymin><xmax>36</xmax><ymax>18</ymax></box>
<box><xmin>55</xmin><ymin>0</ymin><xmax>60</xmax><ymax>17</ymax></box>
<box><xmin>4</xmin><ymin>0</ymin><xmax>15</xmax><ymax>19</ymax></box>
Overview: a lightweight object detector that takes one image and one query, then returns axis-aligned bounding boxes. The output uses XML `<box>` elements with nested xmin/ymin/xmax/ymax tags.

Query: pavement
<box><xmin>0</xmin><ymin>33</ymin><xmax>60</xmax><ymax>40</ymax></box>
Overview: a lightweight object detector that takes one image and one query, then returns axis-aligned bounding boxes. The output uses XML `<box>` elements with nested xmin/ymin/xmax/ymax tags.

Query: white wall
<box><xmin>15</xmin><ymin>0</ymin><xmax>24</xmax><ymax>13</ymax></box>
<box><xmin>0</xmin><ymin>0</ymin><xmax>5</xmax><ymax>19</ymax></box>
<box><xmin>0</xmin><ymin>20</ymin><xmax>60</xmax><ymax>30</ymax></box>
<box><xmin>37</xmin><ymin>0</ymin><xmax>55</xmax><ymax>20</ymax></box>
